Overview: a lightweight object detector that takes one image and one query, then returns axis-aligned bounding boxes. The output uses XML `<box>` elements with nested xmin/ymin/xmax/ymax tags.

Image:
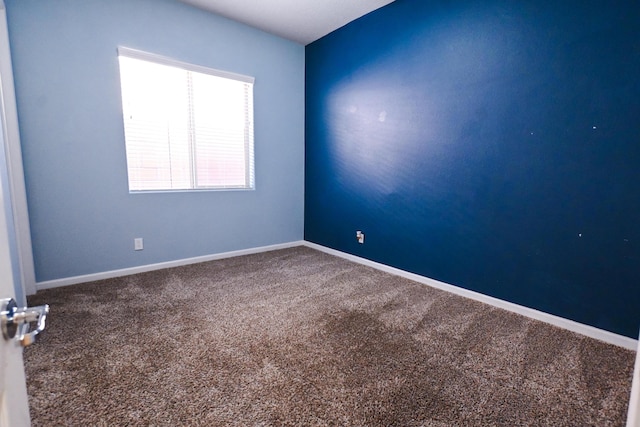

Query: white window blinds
<box><xmin>117</xmin><ymin>47</ymin><xmax>255</xmax><ymax>192</ymax></box>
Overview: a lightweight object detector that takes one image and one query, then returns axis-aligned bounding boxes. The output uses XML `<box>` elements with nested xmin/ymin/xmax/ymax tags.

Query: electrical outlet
<box><xmin>134</xmin><ymin>238</ymin><xmax>143</xmax><ymax>251</ymax></box>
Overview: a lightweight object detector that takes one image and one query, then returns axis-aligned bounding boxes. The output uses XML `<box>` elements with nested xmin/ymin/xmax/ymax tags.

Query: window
<box><xmin>117</xmin><ymin>47</ymin><xmax>255</xmax><ymax>192</ymax></box>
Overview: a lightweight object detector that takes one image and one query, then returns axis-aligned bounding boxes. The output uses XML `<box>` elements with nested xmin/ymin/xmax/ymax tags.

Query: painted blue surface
<box><xmin>6</xmin><ymin>0</ymin><xmax>304</xmax><ymax>282</ymax></box>
<box><xmin>305</xmin><ymin>0</ymin><xmax>640</xmax><ymax>337</ymax></box>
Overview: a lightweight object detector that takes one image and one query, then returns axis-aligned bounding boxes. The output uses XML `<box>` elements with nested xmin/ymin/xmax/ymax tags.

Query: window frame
<box><xmin>117</xmin><ymin>46</ymin><xmax>256</xmax><ymax>193</ymax></box>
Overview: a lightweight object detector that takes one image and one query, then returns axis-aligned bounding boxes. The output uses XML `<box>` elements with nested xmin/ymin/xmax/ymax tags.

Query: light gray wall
<box><xmin>6</xmin><ymin>0</ymin><xmax>305</xmax><ymax>282</ymax></box>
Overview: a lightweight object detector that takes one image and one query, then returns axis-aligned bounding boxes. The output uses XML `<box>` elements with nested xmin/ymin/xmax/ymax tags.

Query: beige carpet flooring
<box><xmin>24</xmin><ymin>246</ymin><xmax>634</xmax><ymax>426</ymax></box>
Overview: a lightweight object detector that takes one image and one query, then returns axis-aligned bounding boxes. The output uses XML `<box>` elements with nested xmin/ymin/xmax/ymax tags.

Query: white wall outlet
<box><xmin>134</xmin><ymin>238</ymin><xmax>143</xmax><ymax>251</ymax></box>
<box><xmin>356</xmin><ymin>230</ymin><xmax>365</xmax><ymax>244</ymax></box>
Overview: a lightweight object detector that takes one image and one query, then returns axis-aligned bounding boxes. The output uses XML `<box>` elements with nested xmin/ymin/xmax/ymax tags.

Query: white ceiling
<box><xmin>179</xmin><ymin>0</ymin><xmax>396</xmax><ymax>45</ymax></box>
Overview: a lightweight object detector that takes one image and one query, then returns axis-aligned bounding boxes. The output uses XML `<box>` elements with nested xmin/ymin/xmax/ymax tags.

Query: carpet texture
<box><xmin>25</xmin><ymin>247</ymin><xmax>634</xmax><ymax>426</ymax></box>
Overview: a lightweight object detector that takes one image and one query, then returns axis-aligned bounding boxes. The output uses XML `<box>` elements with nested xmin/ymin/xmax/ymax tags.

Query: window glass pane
<box><xmin>191</xmin><ymin>73</ymin><xmax>248</xmax><ymax>187</ymax></box>
<box><xmin>119</xmin><ymin>56</ymin><xmax>191</xmax><ymax>190</ymax></box>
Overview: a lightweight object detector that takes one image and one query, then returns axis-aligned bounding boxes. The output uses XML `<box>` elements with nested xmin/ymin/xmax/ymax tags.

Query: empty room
<box><xmin>0</xmin><ymin>0</ymin><xmax>639</xmax><ymax>425</ymax></box>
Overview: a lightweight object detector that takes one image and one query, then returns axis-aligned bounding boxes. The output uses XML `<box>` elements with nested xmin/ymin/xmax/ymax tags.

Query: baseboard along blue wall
<box><xmin>5</xmin><ymin>0</ymin><xmax>305</xmax><ymax>282</ymax></box>
<box><xmin>305</xmin><ymin>0</ymin><xmax>640</xmax><ymax>338</ymax></box>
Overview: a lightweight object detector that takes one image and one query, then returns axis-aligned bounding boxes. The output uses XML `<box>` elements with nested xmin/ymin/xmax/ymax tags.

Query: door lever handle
<box><xmin>1</xmin><ymin>298</ymin><xmax>50</xmax><ymax>347</ymax></box>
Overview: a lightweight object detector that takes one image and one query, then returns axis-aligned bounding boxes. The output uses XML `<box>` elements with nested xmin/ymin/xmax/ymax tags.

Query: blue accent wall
<box><xmin>6</xmin><ymin>0</ymin><xmax>304</xmax><ymax>282</ymax></box>
<box><xmin>305</xmin><ymin>0</ymin><xmax>640</xmax><ymax>337</ymax></box>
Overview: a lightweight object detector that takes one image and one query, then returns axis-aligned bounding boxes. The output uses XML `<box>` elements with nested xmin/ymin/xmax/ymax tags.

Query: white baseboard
<box><xmin>36</xmin><ymin>241</ymin><xmax>304</xmax><ymax>291</ymax></box>
<box><xmin>303</xmin><ymin>241</ymin><xmax>638</xmax><ymax>351</ymax></box>
<box><xmin>35</xmin><ymin>239</ymin><xmax>636</xmax><ymax>351</ymax></box>
<box><xmin>628</xmin><ymin>331</ymin><xmax>640</xmax><ymax>426</ymax></box>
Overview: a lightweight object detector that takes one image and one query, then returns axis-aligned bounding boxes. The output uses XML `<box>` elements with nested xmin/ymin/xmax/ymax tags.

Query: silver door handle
<box><xmin>1</xmin><ymin>298</ymin><xmax>50</xmax><ymax>347</ymax></box>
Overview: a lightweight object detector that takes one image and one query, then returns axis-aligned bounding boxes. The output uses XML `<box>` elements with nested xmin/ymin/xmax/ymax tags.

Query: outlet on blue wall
<box><xmin>305</xmin><ymin>0</ymin><xmax>640</xmax><ymax>337</ymax></box>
